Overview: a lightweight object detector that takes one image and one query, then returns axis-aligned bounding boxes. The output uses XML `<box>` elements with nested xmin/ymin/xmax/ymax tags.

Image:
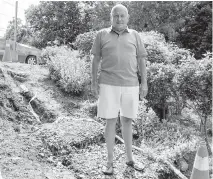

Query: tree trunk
<box><xmin>203</xmin><ymin>116</ymin><xmax>212</xmax><ymax>156</ymax></box>
<box><xmin>163</xmin><ymin>104</ymin><xmax>166</xmax><ymax>120</ymax></box>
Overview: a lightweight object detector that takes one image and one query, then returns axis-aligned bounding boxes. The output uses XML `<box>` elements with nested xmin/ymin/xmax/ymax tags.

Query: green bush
<box><xmin>137</xmin><ymin>31</ymin><xmax>195</xmax><ymax>119</ymax></box>
<box><xmin>73</xmin><ymin>31</ymin><xmax>97</xmax><ymax>57</ymax></box>
<box><xmin>45</xmin><ymin>46</ymin><xmax>90</xmax><ymax>95</ymax></box>
<box><xmin>176</xmin><ymin>52</ymin><xmax>212</xmax><ymax>117</ymax></box>
<box><xmin>145</xmin><ymin>62</ymin><xmax>180</xmax><ymax>119</ymax></box>
<box><xmin>41</xmin><ymin>45</ymin><xmax>73</xmax><ymax>63</ymax></box>
<box><xmin>139</xmin><ymin>31</ymin><xmax>194</xmax><ymax>65</ymax></box>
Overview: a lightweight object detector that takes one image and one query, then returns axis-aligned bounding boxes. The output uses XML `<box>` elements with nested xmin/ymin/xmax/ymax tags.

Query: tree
<box><xmin>127</xmin><ymin>1</ymin><xmax>198</xmax><ymax>41</ymax></box>
<box><xmin>176</xmin><ymin>53</ymin><xmax>212</xmax><ymax>154</ymax></box>
<box><xmin>146</xmin><ymin>63</ymin><xmax>177</xmax><ymax>120</ymax></box>
<box><xmin>82</xmin><ymin>1</ymin><xmax>202</xmax><ymax>44</ymax></box>
<box><xmin>25</xmin><ymin>1</ymin><xmax>84</xmax><ymax>48</ymax></box>
<box><xmin>5</xmin><ymin>18</ymin><xmax>30</xmax><ymax>44</ymax></box>
<box><xmin>177</xmin><ymin>1</ymin><xmax>212</xmax><ymax>59</ymax></box>
<box><xmin>88</xmin><ymin>1</ymin><xmax>117</xmax><ymax>30</ymax></box>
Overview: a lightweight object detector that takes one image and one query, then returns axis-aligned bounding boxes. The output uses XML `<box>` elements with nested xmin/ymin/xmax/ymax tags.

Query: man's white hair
<box><xmin>110</xmin><ymin>4</ymin><xmax>128</xmax><ymax>16</ymax></box>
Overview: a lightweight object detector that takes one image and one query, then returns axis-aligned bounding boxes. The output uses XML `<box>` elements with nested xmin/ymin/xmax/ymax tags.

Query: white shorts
<box><xmin>97</xmin><ymin>84</ymin><xmax>139</xmax><ymax>119</ymax></box>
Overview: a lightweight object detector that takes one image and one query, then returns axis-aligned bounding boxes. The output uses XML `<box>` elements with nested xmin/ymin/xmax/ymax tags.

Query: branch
<box><xmin>185</xmin><ymin>101</ymin><xmax>204</xmax><ymax>126</ymax></box>
<box><xmin>20</xmin><ymin>84</ymin><xmax>41</xmax><ymax>124</ymax></box>
<box><xmin>28</xmin><ymin>94</ymin><xmax>41</xmax><ymax>124</ymax></box>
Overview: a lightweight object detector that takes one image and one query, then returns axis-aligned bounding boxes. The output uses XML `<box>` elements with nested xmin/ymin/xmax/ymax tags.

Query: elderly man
<box><xmin>91</xmin><ymin>4</ymin><xmax>148</xmax><ymax>175</ymax></box>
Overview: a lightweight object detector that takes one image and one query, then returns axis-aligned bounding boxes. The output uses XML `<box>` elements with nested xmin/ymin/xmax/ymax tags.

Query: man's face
<box><xmin>111</xmin><ymin>7</ymin><xmax>129</xmax><ymax>31</ymax></box>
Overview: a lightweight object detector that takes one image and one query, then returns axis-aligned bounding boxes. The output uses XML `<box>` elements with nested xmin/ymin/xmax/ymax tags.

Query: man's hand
<box><xmin>91</xmin><ymin>82</ymin><xmax>98</xmax><ymax>98</ymax></box>
<box><xmin>139</xmin><ymin>83</ymin><xmax>148</xmax><ymax>100</ymax></box>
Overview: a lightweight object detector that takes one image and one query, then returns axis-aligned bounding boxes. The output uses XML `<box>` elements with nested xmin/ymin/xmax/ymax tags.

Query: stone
<box><xmin>180</xmin><ymin>159</ymin><xmax>188</xmax><ymax>172</ymax></box>
<box><xmin>38</xmin><ymin>153</ymin><xmax>45</xmax><ymax>158</ymax></box>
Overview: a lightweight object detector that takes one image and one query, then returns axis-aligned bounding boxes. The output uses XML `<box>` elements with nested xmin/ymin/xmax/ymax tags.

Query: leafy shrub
<box><xmin>41</xmin><ymin>45</ymin><xmax>73</xmax><ymax>64</ymax></box>
<box><xmin>145</xmin><ymin>62</ymin><xmax>180</xmax><ymax>119</ymax></box>
<box><xmin>176</xmin><ymin>52</ymin><xmax>212</xmax><ymax>117</ymax></box>
<box><xmin>137</xmin><ymin>31</ymin><xmax>195</xmax><ymax>119</ymax></box>
<box><xmin>45</xmin><ymin>46</ymin><xmax>90</xmax><ymax>95</ymax></box>
<box><xmin>73</xmin><ymin>31</ymin><xmax>97</xmax><ymax>57</ymax></box>
<box><xmin>175</xmin><ymin>53</ymin><xmax>212</xmax><ymax>154</ymax></box>
<box><xmin>139</xmin><ymin>31</ymin><xmax>194</xmax><ymax>65</ymax></box>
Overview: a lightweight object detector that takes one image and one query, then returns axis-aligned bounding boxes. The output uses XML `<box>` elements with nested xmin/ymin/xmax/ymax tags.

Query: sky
<box><xmin>0</xmin><ymin>0</ymin><xmax>40</xmax><ymax>37</ymax></box>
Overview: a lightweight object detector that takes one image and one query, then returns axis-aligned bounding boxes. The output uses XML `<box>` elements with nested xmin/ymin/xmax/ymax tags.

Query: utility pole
<box><xmin>13</xmin><ymin>1</ymin><xmax>18</xmax><ymax>62</ymax></box>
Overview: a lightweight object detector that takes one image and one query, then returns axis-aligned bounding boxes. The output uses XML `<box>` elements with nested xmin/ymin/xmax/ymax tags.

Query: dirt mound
<box><xmin>40</xmin><ymin>117</ymin><xmax>104</xmax><ymax>155</ymax></box>
<box><xmin>0</xmin><ymin>62</ymin><xmax>76</xmax><ymax>179</ymax></box>
<box><xmin>0</xmin><ymin>68</ymin><xmax>36</xmax><ymax>124</ymax></box>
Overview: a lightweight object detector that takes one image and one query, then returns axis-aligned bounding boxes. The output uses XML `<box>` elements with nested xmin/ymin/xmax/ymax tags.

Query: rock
<box><xmin>57</xmin><ymin>161</ymin><xmax>62</xmax><ymax>167</ymax></box>
<box><xmin>38</xmin><ymin>153</ymin><xmax>45</xmax><ymax>158</ymax></box>
<box><xmin>13</xmin><ymin>124</ymin><xmax>20</xmax><ymax>133</ymax></box>
<box><xmin>20</xmin><ymin>84</ymin><xmax>29</xmax><ymax>92</ymax></box>
<box><xmin>77</xmin><ymin>174</ymin><xmax>85</xmax><ymax>179</ymax></box>
<box><xmin>180</xmin><ymin>159</ymin><xmax>188</xmax><ymax>172</ymax></box>
<box><xmin>47</xmin><ymin>156</ymin><xmax>54</xmax><ymax>163</ymax></box>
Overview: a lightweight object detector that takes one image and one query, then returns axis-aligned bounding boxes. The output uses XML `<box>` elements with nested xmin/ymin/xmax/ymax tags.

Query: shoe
<box><xmin>102</xmin><ymin>162</ymin><xmax>113</xmax><ymax>175</ymax></box>
<box><xmin>126</xmin><ymin>161</ymin><xmax>145</xmax><ymax>171</ymax></box>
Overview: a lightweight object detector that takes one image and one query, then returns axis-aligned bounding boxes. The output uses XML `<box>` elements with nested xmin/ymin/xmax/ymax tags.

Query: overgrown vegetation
<box><xmin>42</xmin><ymin>46</ymin><xmax>90</xmax><ymax>95</ymax></box>
<box><xmin>136</xmin><ymin>100</ymin><xmax>200</xmax><ymax>161</ymax></box>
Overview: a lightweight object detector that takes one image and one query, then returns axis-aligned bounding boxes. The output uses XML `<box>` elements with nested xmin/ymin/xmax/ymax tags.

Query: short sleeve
<box><xmin>135</xmin><ymin>32</ymin><xmax>147</xmax><ymax>58</ymax></box>
<box><xmin>91</xmin><ymin>31</ymin><xmax>102</xmax><ymax>57</ymax></box>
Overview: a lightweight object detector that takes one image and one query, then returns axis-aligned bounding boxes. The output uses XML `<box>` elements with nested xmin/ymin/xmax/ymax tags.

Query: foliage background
<box><xmin>5</xmin><ymin>1</ymin><xmax>212</xmax><ymax>59</ymax></box>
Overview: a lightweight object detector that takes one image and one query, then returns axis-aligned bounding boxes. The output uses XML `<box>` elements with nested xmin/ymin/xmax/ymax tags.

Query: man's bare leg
<box><xmin>120</xmin><ymin>116</ymin><xmax>133</xmax><ymax>162</ymax></box>
<box><xmin>104</xmin><ymin>118</ymin><xmax>117</xmax><ymax>164</ymax></box>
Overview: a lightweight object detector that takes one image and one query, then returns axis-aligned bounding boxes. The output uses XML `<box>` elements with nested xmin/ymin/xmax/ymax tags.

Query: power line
<box><xmin>2</xmin><ymin>0</ymin><xmax>26</xmax><ymax>10</ymax></box>
<box><xmin>2</xmin><ymin>0</ymin><xmax>14</xmax><ymax>6</ymax></box>
<box><xmin>0</xmin><ymin>12</ymin><xmax>13</xmax><ymax>17</ymax></box>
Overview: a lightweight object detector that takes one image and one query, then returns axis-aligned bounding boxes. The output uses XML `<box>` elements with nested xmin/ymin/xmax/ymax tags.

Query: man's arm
<box><xmin>137</xmin><ymin>57</ymin><xmax>148</xmax><ymax>98</ymax></box>
<box><xmin>91</xmin><ymin>55</ymin><xmax>101</xmax><ymax>84</ymax></box>
<box><xmin>137</xmin><ymin>57</ymin><xmax>147</xmax><ymax>85</ymax></box>
<box><xmin>91</xmin><ymin>55</ymin><xmax>101</xmax><ymax>96</ymax></box>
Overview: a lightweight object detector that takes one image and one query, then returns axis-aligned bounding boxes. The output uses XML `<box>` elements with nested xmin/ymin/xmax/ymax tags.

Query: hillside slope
<box><xmin>0</xmin><ymin>62</ymin><xmax>211</xmax><ymax>179</ymax></box>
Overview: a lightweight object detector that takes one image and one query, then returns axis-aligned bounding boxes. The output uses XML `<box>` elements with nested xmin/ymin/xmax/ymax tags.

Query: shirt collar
<box><xmin>110</xmin><ymin>26</ymin><xmax>129</xmax><ymax>35</ymax></box>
